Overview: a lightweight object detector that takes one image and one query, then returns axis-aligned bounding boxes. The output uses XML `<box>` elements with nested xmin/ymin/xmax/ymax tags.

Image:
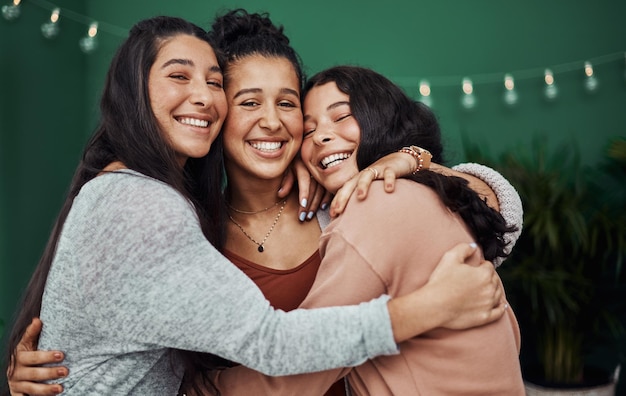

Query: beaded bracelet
<box><xmin>398</xmin><ymin>145</ymin><xmax>432</xmax><ymax>174</ymax></box>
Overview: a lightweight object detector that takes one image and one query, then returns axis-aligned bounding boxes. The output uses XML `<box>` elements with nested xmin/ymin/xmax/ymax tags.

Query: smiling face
<box><xmin>148</xmin><ymin>34</ymin><xmax>228</xmax><ymax>166</ymax></box>
<box><xmin>301</xmin><ymin>82</ymin><xmax>361</xmax><ymax>194</ymax></box>
<box><xmin>222</xmin><ymin>55</ymin><xmax>303</xmax><ymax>182</ymax></box>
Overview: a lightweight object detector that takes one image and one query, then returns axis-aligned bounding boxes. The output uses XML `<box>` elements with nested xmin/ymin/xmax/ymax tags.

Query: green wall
<box><xmin>0</xmin><ymin>0</ymin><xmax>87</xmax><ymax>343</ymax></box>
<box><xmin>1</xmin><ymin>0</ymin><xmax>624</xmax><ymax>367</ymax></box>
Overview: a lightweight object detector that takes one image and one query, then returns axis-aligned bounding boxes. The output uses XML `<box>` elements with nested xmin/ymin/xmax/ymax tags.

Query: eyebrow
<box><xmin>328</xmin><ymin>101</ymin><xmax>350</xmax><ymax>111</ymax></box>
<box><xmin>303</xmin><ymin>100</ymin><xmax>350</xmax><ymax>121</ymax></box>
<box><xmin>160</xmin><ymin>58</ymin><xmax>222</xmax><ymax>74</ymax></box>
<box><xmin>233</xmin><ymin>87</ymin><xmax>299</xmax><ymax>99</ymax></box>
<box><xmin>161</xmin><ymin>58</ymin><xmax>193</xmax><ymax>69</ymax></box>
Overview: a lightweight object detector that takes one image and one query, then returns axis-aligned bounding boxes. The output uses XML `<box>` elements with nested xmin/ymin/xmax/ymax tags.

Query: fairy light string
<box><xmin>24</xmin><ymin>0</ymin><xmax>127</xmax><ymax>37</ymax></box>
<box><xmin>3</xmin><ymin>0</ymin><xmax>624</xmax><ymax>106</ymax></box>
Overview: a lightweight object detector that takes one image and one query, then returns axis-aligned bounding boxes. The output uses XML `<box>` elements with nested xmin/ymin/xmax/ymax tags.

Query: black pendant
<box><xmin>258</xmin><ymin>245</ymin><xmax>264</xmax><ymax>253</ymax></box>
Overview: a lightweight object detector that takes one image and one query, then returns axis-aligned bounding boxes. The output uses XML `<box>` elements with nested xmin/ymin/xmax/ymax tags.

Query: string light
<box><xmin>2</xmin><ymin>0</ymin><xmax>127</xmax><ymax>53</ymax></box>
<box><xmin>41</xmin><ymin>7</ymin><xmax>60</xmax><ymax>39</ymax></box>
<box><xmin>1</xmin><ymin>0</ymin><xmax>21</xmax><ymax>21</ymax></box>
<box><xmin>3</xmin><ymin>1</ymin><xmax>624</xmax><ymax>96</ymax></box>
<box><xmin>583</xmin><ymin>61</ymin><xmax>599</xmax><ymax>93</ymax></box>
<box><xmin>503</xmin><ymin>74</ymin><xmax>518</xmax><ymax>106</ymax></box>
<box><xmin>461</xmin><ymin>77</ymin><xmax>477</xmax><ymax>110</ymax></box>
<box><xmin>419</xmin><ymin>80</ymin><xmax>432</xmax><ymax>107</ymax></box>
<box><xmin>543</xmin><ymin>69</ymin><xmax>558</xmax><ymax>101</ymax></box>
<box><xmin>78</xmin><ymin>22</ymin><xmax>98</xmax><ymax>53</ymax></box>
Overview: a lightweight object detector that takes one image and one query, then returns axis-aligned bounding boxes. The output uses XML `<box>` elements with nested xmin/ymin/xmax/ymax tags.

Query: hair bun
<box><xmin>210</xmin><ymin>8</ymin><xmax>289</xmax><ymax>51</ymax></box>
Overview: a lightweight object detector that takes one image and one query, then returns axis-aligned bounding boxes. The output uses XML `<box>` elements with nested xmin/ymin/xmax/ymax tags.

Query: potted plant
<box><xmin>463</xmin><ymin>137</ymin><xmax>626</xmax><ymax>395</ymax></box>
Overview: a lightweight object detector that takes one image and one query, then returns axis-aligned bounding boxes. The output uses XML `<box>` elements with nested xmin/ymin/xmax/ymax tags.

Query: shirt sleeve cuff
<box><xmin>360</xmin><ymin>294</ymin><xmax>399</xmax><ymax>359</ymax></box>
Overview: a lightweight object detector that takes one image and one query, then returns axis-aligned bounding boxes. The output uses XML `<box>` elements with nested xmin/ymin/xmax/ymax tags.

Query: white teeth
<box><xmin>250</xmin><ymin>141</ymin><xmax>283</xmax><ymax>152</ymax></box>
<box><xmin>178</xmin><ymin>117</ymin><xmax>209</xmax><ymax>127</ymax></box>
<box><xmin>321</xmin><ymin>152</ymin><xmax>351</xmax><ymax>169</ymax></box>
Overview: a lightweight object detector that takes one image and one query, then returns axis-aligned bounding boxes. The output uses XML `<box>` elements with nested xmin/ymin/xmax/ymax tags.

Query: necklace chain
<box><xmin>227</xmin><ymin>199</ymin><xmax>283</xmax><ymax>215</ymax></box>
<box><xmin>228</xmin><ymin>200</ymin><xmax>287</xmax><ymax>253</ymax></box>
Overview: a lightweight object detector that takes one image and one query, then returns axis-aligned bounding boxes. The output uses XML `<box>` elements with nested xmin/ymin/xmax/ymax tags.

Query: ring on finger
<box><xmin>366</xmin><ymin>167</ymin><xmax>379</xmax><ymax>179</ymax></box>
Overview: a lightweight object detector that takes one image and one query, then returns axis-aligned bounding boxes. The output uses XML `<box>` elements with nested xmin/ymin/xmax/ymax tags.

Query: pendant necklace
<box><xmin>228</xmin><ymin>200</ymin><xmax>287</xmax><ymax>253</ymax></box>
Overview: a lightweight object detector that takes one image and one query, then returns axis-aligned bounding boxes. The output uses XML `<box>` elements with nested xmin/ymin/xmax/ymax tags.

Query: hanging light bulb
<box><xmin>79</xmin><ymin>22</ymin><xmax>99</xmax><ymax>53</ymax></box>
<box><xmin>503</xmin><ymin>73</ymin><xmax>518</xmax><ymax>107</ymax></box>
<box><xmin>41</xmin><ymin>8</ymin><xmax>60</xmax><ymax>39</ymax></box>
<box><xmin>543</xmin><ymin>68</ymin><xmax>558</xmax><ymax>101</ymax></box>
<box><xmin>583</xmin><ymin>61</ymin><xmax>599</xmax><ymax>93</ymax></box>
<box><xmin>1</xmin><ymin>0</ymin><xmax>21</xmax><ymax>21</ymax></box>
<box><xmin>460</xmin><ymin>77</ymin><xmax>476</xmax><ymax>110</ymax></box>
<box><xmin>418</xmin><ymin>80</ymin><xmax>433</xmax><ymax>107</ymax></box>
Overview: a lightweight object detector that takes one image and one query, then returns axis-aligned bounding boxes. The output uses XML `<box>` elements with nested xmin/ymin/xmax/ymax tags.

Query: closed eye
<box><xmin>207</xmin><ymin>80</ymin><xmax>223</xmax><ymax>89</ymax></box>
<box><xmin>336</xmin><ymin>114</ymin><xmax>352</xmax><ymax>122</ymax></box>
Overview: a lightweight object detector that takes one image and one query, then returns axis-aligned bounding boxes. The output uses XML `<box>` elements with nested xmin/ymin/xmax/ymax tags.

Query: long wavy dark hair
<box><xmin>1</xmin><ymin>16</ymin><xmax>227</xmax><ymax>396</ymax></box>
<box><xmin>303</xmin><ymin>66</ymin><xmax>516</xmax><ymax>262</ymax></box>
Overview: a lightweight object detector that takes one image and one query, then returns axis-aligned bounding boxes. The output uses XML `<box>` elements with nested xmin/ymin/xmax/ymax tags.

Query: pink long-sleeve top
<box><xmin>212</xmin><ymin>179</ymin><xmax>524</xmax><ymax>395</ymax></box>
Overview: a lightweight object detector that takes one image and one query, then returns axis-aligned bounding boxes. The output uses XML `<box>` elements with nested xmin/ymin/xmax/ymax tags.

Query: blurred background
<box><xmin>1</xmin><ymin>0</ymin><xmax>625</xmax><ymax>392</ymax></box>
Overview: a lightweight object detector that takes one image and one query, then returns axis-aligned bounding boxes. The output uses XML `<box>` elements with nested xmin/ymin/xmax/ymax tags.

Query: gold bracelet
<box><xmin>398</xmin><ymin>145</ymin><xmax>432</xmax><ymax>174</ymax></box>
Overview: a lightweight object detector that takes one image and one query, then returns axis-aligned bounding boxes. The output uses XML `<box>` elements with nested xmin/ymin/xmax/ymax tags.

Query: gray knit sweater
<box><xmin>451</xmin><ymin>163</ymin><xmax>524</xmax><ymax>267</ymax></box>
<box><xmin>38</xmin><ymin>170</ymin><xmax>397</xmax><ymax>395</ymax></box>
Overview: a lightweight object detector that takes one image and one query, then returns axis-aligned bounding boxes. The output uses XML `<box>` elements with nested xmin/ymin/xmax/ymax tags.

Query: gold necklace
<box><xmin>227</xmin><ymin>199</ymin><xmax>283</xmax><ymax>215</ymax></box>
<box><xmin>228</xmin><ymin>200</ymin><xmax>287</xmax><ymax>253</ymax></box>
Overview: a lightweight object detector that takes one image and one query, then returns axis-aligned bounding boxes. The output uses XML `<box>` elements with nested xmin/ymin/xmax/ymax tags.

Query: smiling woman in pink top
<box><xmin>207</xmin><ymin>65</ymin><xmax>525</xmax><ymax>395</ymax></box>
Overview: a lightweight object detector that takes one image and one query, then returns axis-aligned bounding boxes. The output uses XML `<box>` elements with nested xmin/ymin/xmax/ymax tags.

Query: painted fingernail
<box><xmin>469</xmin><ymin>242</ymin><xmax>477</xmax><ymax>248</ymax></box>
<box><xmin>321</xmin><ymin>203</ymin><xmax>328</xmax><ymax>210</ymax></box>
<box><xmin>307</xmin><ymin>211</ymin><xmax>315</xmax><ymax>220</ymax></box>
<box><xmin>300</xmin><ymin>198</ymin><xmax>307</xmax><ymax>208</ymax></box>
<box><xmin>299</xmin><ymin>212</ymin><xmax>306</xmax><ymax>222</ymax></box>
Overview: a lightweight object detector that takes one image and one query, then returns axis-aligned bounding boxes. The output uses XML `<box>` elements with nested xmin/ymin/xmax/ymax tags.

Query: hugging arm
<box><xmin>197</xmin><ymin>241</ymin><xmax>504</xmax><ymax>396</ymax></box>
<box><xmin>10</xmin><ymin>242</ymin><xmax>503</xmax><ymax>396</ymax></box>
<box><xmin>330</xmin><ymin>153</ymin><xmax>523</xmax><ymax>263</ymax></box>
<box><xmin>6</xmin><ymin>318</ymin><xmax>65</xmax><ymax>396</ymax></box>
<box><xmin>280</xmin><ymin>150</ymin><xmax>520</xmax><ymax>228</ymax></box>
<box><xmin>450</xmin><ymin>162</ymin><xmax>523</xmax><ymax>265</ymax></box>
